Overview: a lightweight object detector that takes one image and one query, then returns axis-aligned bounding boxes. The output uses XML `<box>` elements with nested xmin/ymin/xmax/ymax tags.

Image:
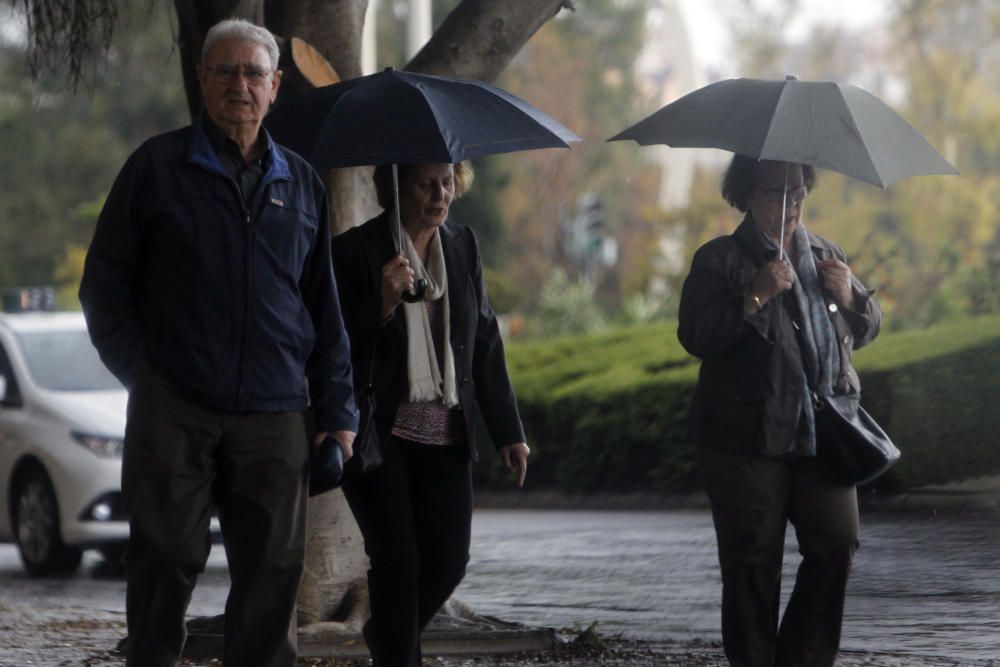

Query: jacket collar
<box><xmin>733</xmin><ymin>213</ymin><xmax>779</xmax><ymax>267</ymax></box>
<box><xmin>733</xmin><ymin>213</ymin><xmax>831</xmax><ymax>265</ymax></box>
<box><xmin>439</xmin><ymin>221</ymin><xmax>468</xmax><ymax>320</ymax></box>
<box><xmin>187</xmin><ymin>113</ymin><xmax>292</xmax><ymax>184</ymax></box>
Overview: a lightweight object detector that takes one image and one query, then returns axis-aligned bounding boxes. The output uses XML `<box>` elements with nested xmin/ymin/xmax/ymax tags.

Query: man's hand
<box><xmin>500</xmin><ymin>443</ymin><xmax>530</xmax><ymax>488</ymax></box>
<box><xmin>313</xmin><ymin>430</ymin><xmax>356</xmax><ymax>462</ymax></box>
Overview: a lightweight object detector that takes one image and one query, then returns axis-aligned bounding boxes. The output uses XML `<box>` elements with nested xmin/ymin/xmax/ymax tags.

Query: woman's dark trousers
<box><xmin>343</xmin><ymin>435</ymin><xmax>473</xmax><ymax>667</ymax></box>
<box><xmin>696</xmin><ymin>446</ymin><xmax>859</xmax><ymax>667</ymax></box>
<box><xmin>121</xmin><ymin>361</ymin><xmax>309</xmax><ymax>667</ymax></box>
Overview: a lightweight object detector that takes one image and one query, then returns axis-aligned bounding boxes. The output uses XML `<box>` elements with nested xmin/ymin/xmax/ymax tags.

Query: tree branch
<box><xmin>14</xmin><ymin>0</ymin><xmax>119</xmax><ymax>90</ymax></box>
<box><xmin>405</xmin><ymin>0</ymin><xmax>574</xmax><ymax>82</ymax></box>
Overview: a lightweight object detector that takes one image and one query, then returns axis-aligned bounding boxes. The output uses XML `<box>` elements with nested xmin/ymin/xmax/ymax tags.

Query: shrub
<box><xmin>474</xmin><ymin>315</ymin><xmax>1000</xmax><ymax>496</ymax></box>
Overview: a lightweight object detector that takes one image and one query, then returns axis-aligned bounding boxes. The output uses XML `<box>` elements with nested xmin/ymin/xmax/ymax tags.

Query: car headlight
<box><xmin>71</xmin><ymin>431</ymin><xmax>125</xmax><ymax>458</ymax></box>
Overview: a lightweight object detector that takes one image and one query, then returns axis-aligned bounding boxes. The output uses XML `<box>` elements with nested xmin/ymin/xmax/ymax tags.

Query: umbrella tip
<box><xmin>785</xmin><ymin>73</ymin><xmax>799</xmax><ymax>81</ymax></box>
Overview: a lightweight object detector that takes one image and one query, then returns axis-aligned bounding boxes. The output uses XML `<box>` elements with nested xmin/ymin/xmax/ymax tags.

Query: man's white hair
<box><xmin>202</xmin><ymin>18</ymin><xmax>280</xmax><ymax>71</ymax></box>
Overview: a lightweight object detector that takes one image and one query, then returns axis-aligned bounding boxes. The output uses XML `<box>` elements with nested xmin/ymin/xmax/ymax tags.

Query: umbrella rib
<box><xmin>834</xmin><ymin>89</ymin><xmax>883</xmax><ymax>187</ymax></box>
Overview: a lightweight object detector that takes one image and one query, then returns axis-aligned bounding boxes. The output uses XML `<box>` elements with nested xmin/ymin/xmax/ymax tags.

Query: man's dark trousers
<box><xmin>122</xmin><ymin>360</ymin><xmax>309</xmax><ymax>667</ymax></box>
<box><xmin>696</xmin><ymin>446</ymin><xmax>859</xmax><ymax>667</ymax></box>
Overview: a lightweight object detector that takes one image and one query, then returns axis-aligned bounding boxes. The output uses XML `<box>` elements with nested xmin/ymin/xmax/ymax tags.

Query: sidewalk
<box><xmin>3</xmin><ymin>479</ymin><xmax>998</xmax><ymax>666</ymax></box>
<box><xmin>859</xmin><ymin>474</ymin><xmax>1000</xmax><ymax>515</ymax></box>
<box><xmin>1</xmin><ymin>598</ymin><xmax>991</xmax><ymax>667</ymax></box>
<box><xmin>477</xmin><ymin>475</ymin><xmax>1000</xmax><ymax>517</ymax></box>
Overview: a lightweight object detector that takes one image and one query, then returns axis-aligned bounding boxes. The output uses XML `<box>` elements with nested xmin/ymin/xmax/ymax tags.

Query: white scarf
<box><xmin>395</xmin><ymin>224</ymin><xmax>459</xmax><ymax>407</ymax></box>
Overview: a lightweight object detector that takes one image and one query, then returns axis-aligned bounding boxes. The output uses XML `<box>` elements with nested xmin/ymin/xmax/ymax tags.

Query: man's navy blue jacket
<box><xmin>80</xmin><ymin>117</ymin><xmax>358</xmax><ymax>434</ymax></box>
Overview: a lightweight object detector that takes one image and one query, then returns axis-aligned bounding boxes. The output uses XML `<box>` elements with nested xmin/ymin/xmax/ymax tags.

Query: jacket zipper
<box><xmin>237</xmin><ymin>205</ymin><xmax>252</xmax><ymax>408</ymax></box>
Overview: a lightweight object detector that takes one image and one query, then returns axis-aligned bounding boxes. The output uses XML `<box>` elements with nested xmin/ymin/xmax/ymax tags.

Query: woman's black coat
<box><xmin>331</xmin><ymin>211</ymin><xmax>525</xmax><ymax>467</ymax></box>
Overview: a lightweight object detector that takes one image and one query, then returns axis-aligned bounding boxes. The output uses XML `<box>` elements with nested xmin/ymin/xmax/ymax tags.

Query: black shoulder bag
<box><xmin>812</xmin><ymin>391</ymin><xmax>900</xmax><ymax>486</ymax></box>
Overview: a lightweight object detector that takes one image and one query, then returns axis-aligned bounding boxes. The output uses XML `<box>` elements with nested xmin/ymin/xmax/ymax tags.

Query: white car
<box><xmin>0</xmin><ymin>308</ymin><xmax>129</xmax><ymax>575</ymax></box>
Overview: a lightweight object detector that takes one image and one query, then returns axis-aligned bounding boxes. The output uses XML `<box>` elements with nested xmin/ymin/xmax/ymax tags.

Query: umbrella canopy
<box><xmin>265</xmin><ymin>68</ymin><xmax>581</xmax><ymax>170</ymax></box>
<box><xmin>608</xmin><ymin>76</ymin><xmax>958</xmax><ymax>188</ymax></box>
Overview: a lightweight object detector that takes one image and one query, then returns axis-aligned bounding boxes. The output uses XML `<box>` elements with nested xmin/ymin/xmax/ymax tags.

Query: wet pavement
<box><xmin>0</xmin><ymin>546</ymin><xmax>227</xmax><ymax>666</ymax></box>
<box><xmin>3</xmin><ymin>506</ymin><xmax>1000</xmax><ymax>666</ymax></box>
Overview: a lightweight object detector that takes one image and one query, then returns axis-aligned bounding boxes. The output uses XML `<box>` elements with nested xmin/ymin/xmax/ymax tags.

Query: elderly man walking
<box><xmin>79</xmin><ymin>18</ymin><xmax>357</xmax><ymax>667</ymax></box>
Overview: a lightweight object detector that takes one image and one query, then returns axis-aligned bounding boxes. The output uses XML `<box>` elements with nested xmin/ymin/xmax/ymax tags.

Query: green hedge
<box><xmin>473</xmin><ymin>315</ymin><xmax>1000</xmax><ymax>495</ymax></box>
<box><xmin>854</xmin><ymin>315</ymin><xmax>1000</xmax><ymax>488</ymax></box>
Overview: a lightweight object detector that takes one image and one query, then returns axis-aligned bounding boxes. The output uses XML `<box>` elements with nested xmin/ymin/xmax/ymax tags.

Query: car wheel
<box><xmin>98</xmin><ymin>540</ymin><xmax>128</xmax><ymax>563</ymax></box>
<box><xmin>91</xmin><ymin>540</ymin><xmax>128</xmax><ymax>578</ymax></box>
<box><xmin>12</xmin><ymin>466</ymin><xmax>83</xmax><ymax>576</ymax></box>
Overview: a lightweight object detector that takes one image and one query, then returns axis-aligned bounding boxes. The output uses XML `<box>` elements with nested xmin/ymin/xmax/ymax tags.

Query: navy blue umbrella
<box><xmin>267</xmin><ymin>68</ymin><xmax>580</xmax><ymax>300</ymax></box>
<box><xmin>266</xmin><ymin>67</ymin><xmax>581</xmax><ymax>169</ymax></box>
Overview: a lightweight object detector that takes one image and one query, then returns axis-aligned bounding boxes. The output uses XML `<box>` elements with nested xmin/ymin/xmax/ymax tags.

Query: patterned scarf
<box><xmin>787</xmin><ymin>223</ymin><xmax>841</xmax><ymax>455</ymax></box>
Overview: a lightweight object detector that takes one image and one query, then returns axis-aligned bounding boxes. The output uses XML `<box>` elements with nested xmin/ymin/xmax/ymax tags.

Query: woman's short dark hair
<box><xmin>372</xmin><ymin>161</ymin><xmax>474</xmax><ymax>210</ymax></box>
<box><xmin>721</xmin><ymin>154</ymin><xmax>816</xmax><ymax>212</ymax></box>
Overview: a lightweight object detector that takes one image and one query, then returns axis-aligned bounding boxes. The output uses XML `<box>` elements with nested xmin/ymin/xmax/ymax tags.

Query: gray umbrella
<box><xmin>608</xmin><ymin>75</ymin><xmax>958</xmax><ymax>188</ymax></box>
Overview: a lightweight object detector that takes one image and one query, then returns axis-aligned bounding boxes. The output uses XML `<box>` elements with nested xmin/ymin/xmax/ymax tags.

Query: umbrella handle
<box><xmin>392</xmin><ymin>164</ymin><xmax>428</xmax><ymax>303</ymax></box>
<box><xmin>402</xmin><ymin>279</ymin><xmax>428</xmax><ymax>303</ymax></box>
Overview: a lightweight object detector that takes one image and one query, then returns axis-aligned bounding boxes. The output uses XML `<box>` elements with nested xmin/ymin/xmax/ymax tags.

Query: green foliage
<box><xmin>569</xmin><ymin>621</ymin><xmax>607</xmax><ymax>650</ymax></box>
<box><xmin>53</xmin><ymin>244</ymin><xmax>87</xmax><ymax>310</ymax></box>
<box><xmin>673</xmin><ymin>1</ymin><xmax>1000</xmax><ymax>333</ymax></box>
<box><xmin>857</xmin><ymin>315</ymin><xmax>1000</xmax><ymax>488</ymax></box>
<box><xmin>482</xmin><ymin>266</ymin><xmax>522</xmax><ymax>316</ymax></box>
<box><xmin>0</xmin><ymin>0</ymin><xmax>187</xmax><ymax>290</ymax></box>
<box><xmin>474</xmin><ymin>315</ymin><xmax>1000</xmax><ymax>496</ymax></box>
<box><xmin>471</xmin><ymin>0</ymin><xmax>659</xmax><ymax>316</ymax></box>
<box><xmin>528</xmin><ymin>269</ymin><xmax>607</xmax><ymax>338</ymax></box>
<box><xmin>851</xmin><ymin>313</ymin><xmax>1000</xmax><ymax>371</ymax></box>
<box><xmin>450</xmin><ymin>157</ymin><xmax>509</xmax><ymax>267</ymax></box>
<box><xmin>616</xmin><ymin>292</ymin><xmax>670</xmax><ymax>326</ymax></box>
<box><xmin>475</xmin><ymin>322</ymin><xmax>699</xmax><ymax>493</ymax></box>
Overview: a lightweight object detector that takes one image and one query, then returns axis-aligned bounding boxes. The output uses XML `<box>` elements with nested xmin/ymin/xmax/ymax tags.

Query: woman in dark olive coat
<box><xmin>678</xmin><ymin>155</ymin><xmax>882</xmax><ymax>667</ymax></box>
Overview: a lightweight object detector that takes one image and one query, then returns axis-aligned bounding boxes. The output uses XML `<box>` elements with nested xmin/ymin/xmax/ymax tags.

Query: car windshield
<box><xmin>16</xmin><ymin>330</ymin><xmax>123</xmax><ymax>391</ymax></box>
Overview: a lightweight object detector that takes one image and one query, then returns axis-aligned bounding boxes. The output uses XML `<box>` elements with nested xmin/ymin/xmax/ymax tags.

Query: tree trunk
<box><xmin>265</xmin><ymin>0</ymin><xmax>366</xmax><ymax>81</ymax></box>
<box><xmin>296</xmin><ymin>489</ymin><xmax>370</xmax><ymax>627</ymax></box>
<box><xmin>268</xmin><ymin>0</ymin><xmax>380</xmax><ymax>235</ymax></box>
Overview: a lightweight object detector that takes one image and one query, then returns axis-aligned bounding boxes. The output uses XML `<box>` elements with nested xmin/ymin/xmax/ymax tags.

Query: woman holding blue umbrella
<box><xmin>677</xmin><ymin>156</ymin><xmax>883</xmax><ymax>666</ymax></box>
<box><xmin>332</xmin><ymin>160</ymin><xmax>529</xmax><ymax>667</ymax></box>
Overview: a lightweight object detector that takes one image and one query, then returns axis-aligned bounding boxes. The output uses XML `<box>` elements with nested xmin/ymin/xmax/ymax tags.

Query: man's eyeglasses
<box><xmin>760</xmin><ymin>185</ymin><xmax>808</xmax><ymax>204</ymax></box>
<box><xmin>204</xmin><ymin>63</ymin><xmax>273</xmax><ymax>85</ymax></box>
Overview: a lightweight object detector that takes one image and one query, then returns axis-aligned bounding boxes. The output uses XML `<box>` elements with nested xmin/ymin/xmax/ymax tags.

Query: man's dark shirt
<box><xmin>203</xmin><ymin>116</ymin><xmax>266</xmax><ymax>206</ymax></box>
